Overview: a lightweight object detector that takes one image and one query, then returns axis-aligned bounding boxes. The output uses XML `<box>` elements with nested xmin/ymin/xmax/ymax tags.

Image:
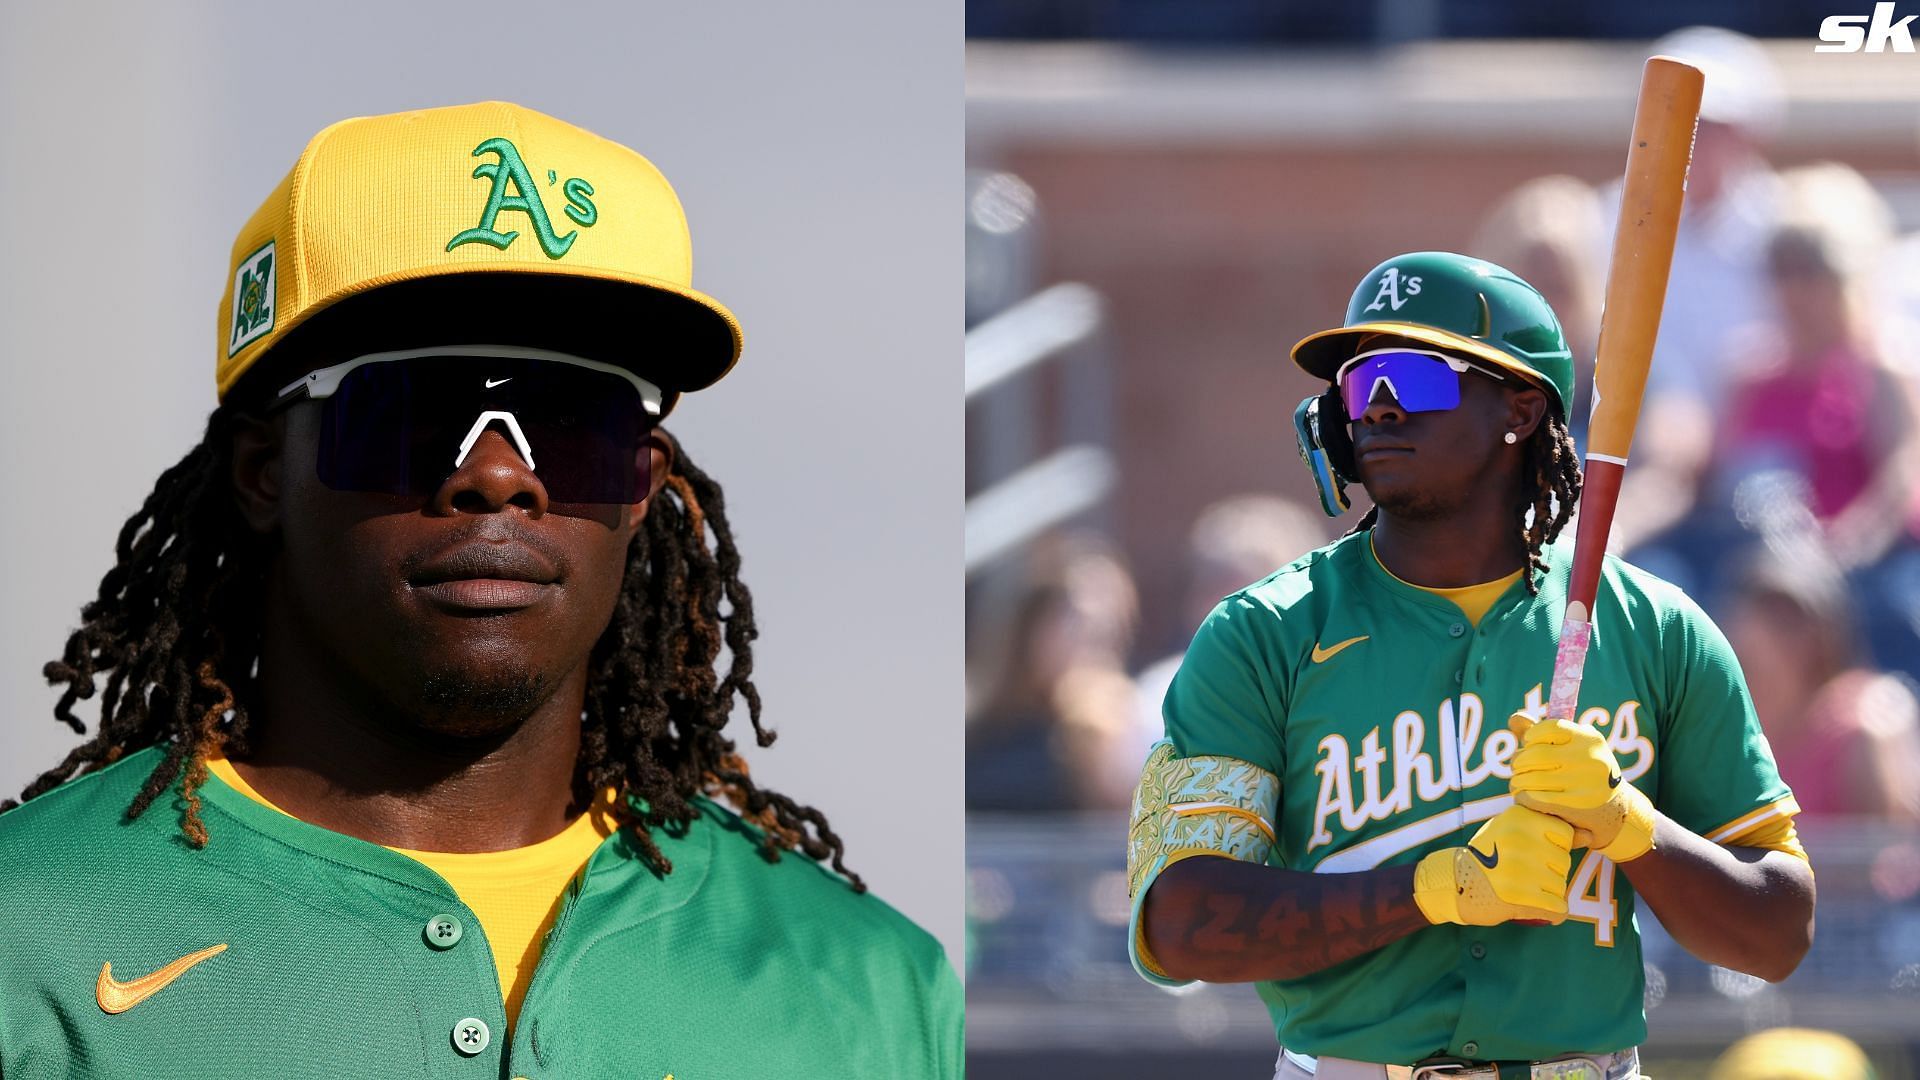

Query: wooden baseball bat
<box><xmin>1547</xmin><ymin>57</ymin><xmax>1704</xmax><ymax>723</ymax></box>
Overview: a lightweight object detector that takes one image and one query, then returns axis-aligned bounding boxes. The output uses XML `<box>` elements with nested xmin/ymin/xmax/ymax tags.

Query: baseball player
<box><xmin>0</xmin><ymin>102</ymin><xmax>960</xmax><ymax>1078</ymax></box>
<box><xmin>1126</xmin><ymin>252</ymin><xmax>1814</xmax><ymax>1078</ymax></box>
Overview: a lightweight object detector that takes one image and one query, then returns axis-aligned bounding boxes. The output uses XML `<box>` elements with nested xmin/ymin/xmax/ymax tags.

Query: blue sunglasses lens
<box><xmin>1339</xmin><ymin>352</ymin><xmax>1463</xmax><ymax>421</ymax></box>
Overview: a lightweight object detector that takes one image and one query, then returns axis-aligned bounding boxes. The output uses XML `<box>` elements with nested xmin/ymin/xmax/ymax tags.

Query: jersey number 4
<box><xmin>1566</xmin><ymin>851</ymin><xmax>1618</xmax><ymax>947</ymax></box>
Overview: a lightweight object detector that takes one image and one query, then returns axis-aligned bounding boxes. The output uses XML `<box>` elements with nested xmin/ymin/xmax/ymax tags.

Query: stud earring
<box><xmin>1504</xmin><ymin>432</ymin><xmax>1518</xmax><ymax>445</ymax></box>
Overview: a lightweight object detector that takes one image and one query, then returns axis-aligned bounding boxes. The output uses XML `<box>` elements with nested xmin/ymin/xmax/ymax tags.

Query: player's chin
<box><xmin>409</xmin><ymin>662</ymin><xmax>560</xmax><ymax>739</ymax></box>
<box><xmin>1355</xmin><ymin>457</ymin><xmax>1421</xmax><ymax>498</ymax></box>
<box><xmin>1361</xmin><ymin>474</ymin><xmax>1454</xmax><ymax>520</ymax></box>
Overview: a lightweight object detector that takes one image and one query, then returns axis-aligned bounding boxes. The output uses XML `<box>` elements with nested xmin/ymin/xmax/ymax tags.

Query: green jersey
<box><xmin>1126</xmin><ymin>531</ymin><xmax>1795</xmax><ymax>1063</ymax></box>
<box><xmin>0</xmin><ymin>746</ymin><xmax>962</xmax><ymax>1078</ymax></box>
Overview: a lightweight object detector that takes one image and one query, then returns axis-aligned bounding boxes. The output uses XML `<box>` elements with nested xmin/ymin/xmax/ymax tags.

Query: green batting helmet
<box><xmin>1291</xmin><ymin>251</ymin><xmax>1575</xmax><ymax>416</ymax></box>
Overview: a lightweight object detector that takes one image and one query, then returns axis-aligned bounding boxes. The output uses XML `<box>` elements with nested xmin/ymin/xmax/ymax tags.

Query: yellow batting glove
<box><xmin>1508</xmin><ymin>713</ymin><xmax>1656</xmax><ymax>862</ymax></box>
<box><xmin>1413</xmin><ymin>805</ymin><xmax>1573</xmax><ymax>927</ymax></box>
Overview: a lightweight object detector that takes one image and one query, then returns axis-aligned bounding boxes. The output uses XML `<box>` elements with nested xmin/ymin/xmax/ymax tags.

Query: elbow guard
<box><xmin>1126</xmin><ymin>740</ymin><xmax>1281</xmax><ymax>984</ymax></box>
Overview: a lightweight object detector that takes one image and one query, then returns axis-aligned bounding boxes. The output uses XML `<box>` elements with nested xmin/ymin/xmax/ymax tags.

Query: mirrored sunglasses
<box><xmin>1335</xmin><ymin>348</ymin><xmax>1506</xmax><ymax>422</ymax></box>
<box><xmin>273</xmin><ymin>346</ymin><xmax>664</xmax><ymax>504</ymax></box>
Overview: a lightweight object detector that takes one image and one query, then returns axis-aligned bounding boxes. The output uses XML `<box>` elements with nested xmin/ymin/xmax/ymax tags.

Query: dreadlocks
<box><xmin>1514</xmin><ymin>412</ymin><xmax>1585</xmax><ymax>594</ymax></box>
<box><xmin>2</xmin><ymin>402</ymin><xmax>863</xmax><ymax>891</ymax></box>
<box><xmin>1345</xmin><ymin>410</ymin><xmax>1583</xmax><ymax>596</ymax></box>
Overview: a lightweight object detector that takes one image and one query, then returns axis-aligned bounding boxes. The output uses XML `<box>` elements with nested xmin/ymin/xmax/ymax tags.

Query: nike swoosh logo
<box><xmin>96</xmin><ymin>944</ymin><xmax>227</xmax><ymax>1014</ymax></box>
<box><xmin>1470</xmin><ymin>844</ymin><xmax>1499</xmax><ymax>870</ymax></box>
<box><xmin>484</xmin><ymin>377</ymin><xmax>512</xmax><ymax>388</ymax></box>
<box><xmin>1310</xmin><ymin>635</ymin><xmax>1369</xmax><ymax>663</ymax></box>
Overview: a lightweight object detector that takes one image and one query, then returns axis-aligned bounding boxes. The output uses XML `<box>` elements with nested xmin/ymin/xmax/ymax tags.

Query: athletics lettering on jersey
<box><xmin>1309</xmin><ymin>686</ymin><xmax>1656</xmax><ymax>857</ymax></box>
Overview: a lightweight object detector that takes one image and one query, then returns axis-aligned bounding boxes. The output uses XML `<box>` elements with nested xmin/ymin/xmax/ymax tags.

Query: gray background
<box><xmin>0</xmin><ymin>1</ymin><xmax>960</xmax><ymax>965</ymax></box>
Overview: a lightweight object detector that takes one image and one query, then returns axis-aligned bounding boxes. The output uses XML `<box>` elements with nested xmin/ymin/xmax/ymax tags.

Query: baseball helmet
<box><xmin>1291</xmin><ymin>251</ymin><xmax>1575</xmax><ymax>416</ymax></box>
<box><xmin>1288</xmin><ymin>251</ymin><xmax>1575</xmax><ymax>518</ymax></box>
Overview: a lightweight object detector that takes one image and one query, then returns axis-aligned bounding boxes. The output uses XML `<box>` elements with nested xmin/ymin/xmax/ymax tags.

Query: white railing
<box><xmin>964</xmin><ymin>281</ymin><xmax>1112</xmax><ymax>574</ymax></box>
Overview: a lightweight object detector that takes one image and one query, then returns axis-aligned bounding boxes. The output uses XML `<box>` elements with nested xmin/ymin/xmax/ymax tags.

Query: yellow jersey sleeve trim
<box><xmin>1705</xmin><ymin>796</ymin><xmax>1801</xmax><ymax>845</ymax></box>
<box><xmin>1126</xmin><ymin>740</ymin><xmax>1281</xmax><ymax>986</ymax></box>
<box><xmin>1711</xmin><ymin>797</ymin><xmax>1807</xmax><ymax>861</ymax></box>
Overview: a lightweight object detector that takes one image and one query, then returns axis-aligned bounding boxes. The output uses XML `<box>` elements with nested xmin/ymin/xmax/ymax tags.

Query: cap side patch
<box><xmin>228</xmin><ymin>241</ymin><xmax>277</xmax><ymax>357</ymax></box>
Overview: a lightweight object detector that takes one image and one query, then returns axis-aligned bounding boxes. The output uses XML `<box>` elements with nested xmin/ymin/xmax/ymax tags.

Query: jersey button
<box><xmin>1453</xmin><ymin>670</ymin><xmax>1464</xmax><ymax>685</ymax></box>
<box><xmin>1462</xmin><ymin>1041</ymin><xmax>1480</xmax><ymax>1057</ymax></box>
<box><xmin>1469</xmin><ymin>942</ymin><xmax>1487</xmax><ymax>959</ymax></box>
<box><xmin>452</xmin><ymin>1017</ymin><xmax>491</xmax><ymax>1056</ymax></box>
<box><xmin>424</xmin><ymin>914</ymin><xmax>464</xmax><ymax>949</ymax></box>
<box><xmin>1448</xmin><ymin>622</ymin><xmax>1466</xmax><ymax>638</ymax></box>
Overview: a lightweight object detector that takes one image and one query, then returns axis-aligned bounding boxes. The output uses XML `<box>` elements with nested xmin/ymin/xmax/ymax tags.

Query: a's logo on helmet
<box><xmin>1363</xmin><ymin>266</ymin><xmax>1423</xmax><ymax>313</ymax></box>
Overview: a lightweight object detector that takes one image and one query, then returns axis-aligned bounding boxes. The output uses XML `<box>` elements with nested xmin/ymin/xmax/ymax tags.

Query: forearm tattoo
<box><xmin>1146</xmin><ymin>859</ymin><xmax>1429</xmax><ymax>982</ymax></box>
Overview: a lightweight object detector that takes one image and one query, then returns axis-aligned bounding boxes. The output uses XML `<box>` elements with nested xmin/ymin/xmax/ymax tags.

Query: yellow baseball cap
<box><xmin>215</xmin><ymin>101</ymin><xmax>741</xmax><ymax>402</ymax></box>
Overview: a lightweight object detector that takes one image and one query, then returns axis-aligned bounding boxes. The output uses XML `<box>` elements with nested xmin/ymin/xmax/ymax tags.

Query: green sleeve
<box><xmin>1162</xmin><ymin>594</ymin><xmax>1289</xmax><ymax>779</ymax></box>
<box><xmin>1653</xmin><ymin>589</ymin><xmax>1795</xmax><ymax>839</ymax></box>
<box><xmin>930</xmin><ymin>949</ymin><xmax>964</xmax><ymax>1080</ymax></box>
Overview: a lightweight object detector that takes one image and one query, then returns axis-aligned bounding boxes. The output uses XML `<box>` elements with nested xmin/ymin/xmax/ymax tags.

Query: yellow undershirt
<box><xmin>1371</xmin><ymin>535</ymin><xmax>1524</xmax><ymax>628</ymax></box>
<box><xmin>204</xmin><ymin>756</ymin><xmax>615</xmax><ymax>1027</ymax></box>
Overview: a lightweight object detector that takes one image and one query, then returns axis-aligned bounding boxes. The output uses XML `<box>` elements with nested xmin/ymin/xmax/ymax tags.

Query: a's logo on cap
<box><xmin>446</xmin><ymin>137</ymin><xmax>598</xmax><ymax>261</ymax></box>
<box><xmin>1362</xmin><ymin>266</ymin><xmax>1423</xmax><ymax>313</ymax></box>
<box><xmin>228</xmin><ymin>241</ymin><xmax>276</xmax><ymax>357</ymax></box>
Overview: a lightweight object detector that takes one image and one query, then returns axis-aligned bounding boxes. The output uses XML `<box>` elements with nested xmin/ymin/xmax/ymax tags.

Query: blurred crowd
<box><xmin>966</xmin><ymin>27</ymin><xmax>1920</xmax><ymax>831</ymax></box>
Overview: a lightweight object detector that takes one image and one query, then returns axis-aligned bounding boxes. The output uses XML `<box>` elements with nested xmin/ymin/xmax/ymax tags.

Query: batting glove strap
<box><xmin>1594</xmin><ymin>784</ymin><xmax>1656</xmax><ymax>863</ymax></box>
<box><xmin>1413</xmin><ymin>805</ymin><xmax>1574</xmax><ymax>927</ymax></box>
